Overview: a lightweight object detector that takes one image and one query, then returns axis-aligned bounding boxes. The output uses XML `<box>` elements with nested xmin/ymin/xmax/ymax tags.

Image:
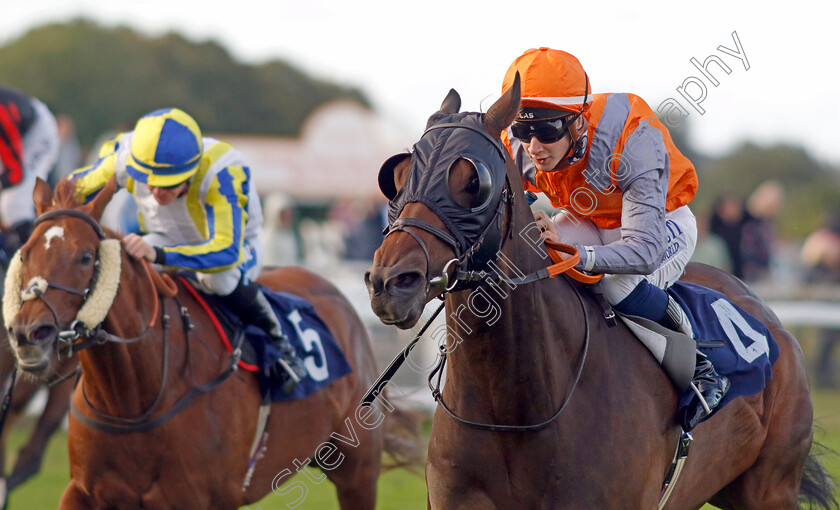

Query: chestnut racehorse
<box><xmin>5</xmin><ymin>177</ymin><xmax>415</xmax><ymax>509</ymax></box>
<box><xmin>365</xmin><ymin>75</ymin><xmax>837</xmax><ymax>509</ymax></box>
<box><xmin>0</xmin><ymin>336</ymin><xmax>76</xmax><ymax>508</ymax></box>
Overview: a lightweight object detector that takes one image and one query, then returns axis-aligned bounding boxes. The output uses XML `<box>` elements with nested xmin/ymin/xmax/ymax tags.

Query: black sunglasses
<box><xmin>510</xmin><ymin>113</ymin><xmax>580</xmax><ymax>144</ymax></box>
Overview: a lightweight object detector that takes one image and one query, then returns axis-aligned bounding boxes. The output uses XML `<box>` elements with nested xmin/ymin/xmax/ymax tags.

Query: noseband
<box><xmin>3</xmin><ymin>209</ymin><xmax>135</xmax><ymax>356</ymax></box>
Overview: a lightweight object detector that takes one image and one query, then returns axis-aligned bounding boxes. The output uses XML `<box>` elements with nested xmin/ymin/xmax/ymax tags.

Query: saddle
<box><xmin>177</xmin><ymin>276</ymin><xmax>353</xmax><ymax>402</ymax></box>
<box><xmin>593</xmin><ymin>281</ymin><xmax>779</xmax><ymax>425</ymax></box>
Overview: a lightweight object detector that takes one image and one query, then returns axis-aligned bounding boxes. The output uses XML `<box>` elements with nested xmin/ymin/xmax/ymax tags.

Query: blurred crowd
<box><xmin>695</xmin><ymin>180</ymin><xmax>785</xmax><ymax>282</ymax></box>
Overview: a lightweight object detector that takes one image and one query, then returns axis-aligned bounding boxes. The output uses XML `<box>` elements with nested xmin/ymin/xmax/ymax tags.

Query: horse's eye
<box><xmin>80</xmin><ymin>252</ymin><xmax>94</xmax><ymax>265</ymax></box>
<box><xmin>466</xmin><ymin>177</ymin><xmax>481</xmax><ymax>196</ymax></box>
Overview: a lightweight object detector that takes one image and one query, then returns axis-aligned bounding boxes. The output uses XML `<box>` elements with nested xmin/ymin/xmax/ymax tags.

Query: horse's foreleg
<box><xmin>326</xmin><ymin>434</ymin><xmax>382</xmax><ymax>510</ymax></box>
<box><xmin>0</xmin><ymin>349</ymin><xmax>18</xmax><ymax>510</ymax></box>
<box><xmin>58</xmin><ymin>482</ymin><xmax>95</xmax><ymax>510</ymax></box>
<box><xmin>7</xmin><ymin>378</ymin><xmax>73</xmax><ymax>490</ymax></box>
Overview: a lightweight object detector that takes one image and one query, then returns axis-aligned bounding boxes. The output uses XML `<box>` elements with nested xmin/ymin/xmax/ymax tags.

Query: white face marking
<box><xmin>44</xmin><ymin>226</ymin><xmax>65</xmax><ymax>250</ymax></box>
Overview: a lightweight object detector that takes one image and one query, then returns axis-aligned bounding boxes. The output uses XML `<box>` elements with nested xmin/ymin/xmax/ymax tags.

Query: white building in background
<box><xmin>210</xmin><ymin>100</ymin><xmax>414</xmax><ymax>200</ymax></box>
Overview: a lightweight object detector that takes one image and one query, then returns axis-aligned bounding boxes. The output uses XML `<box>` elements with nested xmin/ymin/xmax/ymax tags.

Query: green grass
<box><xmin>5</xmin><ymin>391</ymin><xmax>840</xmax><ymax>509</ymax></box>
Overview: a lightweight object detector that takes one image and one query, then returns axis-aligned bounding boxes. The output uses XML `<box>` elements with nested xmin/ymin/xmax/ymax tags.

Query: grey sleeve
<box><xmin>580</xmin><ymin>125</ymin><xmax>669</xmax><ymax>274</ymax></box>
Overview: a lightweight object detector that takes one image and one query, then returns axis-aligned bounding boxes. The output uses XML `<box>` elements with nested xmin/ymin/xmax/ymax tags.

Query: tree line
<box><xmin>0</xmin><ymin>19</ymin><xmax>369</xmax><ymax>148</ymax></box>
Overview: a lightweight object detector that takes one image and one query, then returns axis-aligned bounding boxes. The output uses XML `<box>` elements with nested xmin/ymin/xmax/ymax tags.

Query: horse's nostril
<box><xmin>364</xmin><ymin>270</ymin><xmax>380</xmax><ymax>293</ymax></box>
<box><xmin>29</xmin><ymin>324</ymin><xmax>57</xmax><ymax>344</ymax></box>
<box><xmin>386</xmin><ymin>271</ymin><xmax>423</xmax><ymax>294</ymax></box>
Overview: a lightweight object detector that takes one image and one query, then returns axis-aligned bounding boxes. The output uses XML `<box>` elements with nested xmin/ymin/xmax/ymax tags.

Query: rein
<box><xmin>424</xmin><ymin>185</ymin><xmax>600</xmax><ymax>430</ymax></box>
<box><xmin>11</xmin><ymin>208</ymin><xmax>241</xmax><ymax>433</ymax></box>
<box><xmin>364</xmin><ymin>121</ymin><xmax>605</xmax><ymax>432</ymax></box>
<box><xmin>428</xmin><ymin>276</ymin><xmax>590</xmax><ymax>432</ymax></box>
<box><xmin>362</xmin><ymin>176</ymin><xmax>601</xmax><ymax>431</ymax></box>
<box><xmin>69</xmin><ymin>298</ymin><xmax>245</xmax><ymax>434</ymax></box>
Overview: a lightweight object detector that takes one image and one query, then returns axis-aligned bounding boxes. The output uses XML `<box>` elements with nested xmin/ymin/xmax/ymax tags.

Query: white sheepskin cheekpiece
<box><xmin>76</xmin><ymin>239</ymin><xmax>122</xmax><ymax>330</ymax></box>
<box><xmin>2</xmin><ymin>250</ymin><xmax>24</xmax><ymax>326</ymax></box>
<box><xmin>1</xmin><ymin>239</ymin><xmax>123</xmax><ymax>331</ymax></box>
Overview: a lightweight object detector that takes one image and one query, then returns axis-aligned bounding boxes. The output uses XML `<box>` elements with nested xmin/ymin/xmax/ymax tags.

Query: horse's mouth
<box><xmin>377</xmin><ymin>305</ymin><xmax>423</xmax><ymax>330</ymax></box>
<box><xmin>13</xmin><ymin>350</ymin><xmax>52</xmax><ymax>376</ymax></box>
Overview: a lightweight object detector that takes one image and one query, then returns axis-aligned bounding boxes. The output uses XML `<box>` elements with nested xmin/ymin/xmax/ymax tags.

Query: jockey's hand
<box><xmin>534</xmin><ymin>210</ymin><xmax>563</xmax><ymax>244</ymax></box>
<box><xmin>123</xmin><ymin>234</ymin><xmax>156</xmax><ymax>262</ymax></box>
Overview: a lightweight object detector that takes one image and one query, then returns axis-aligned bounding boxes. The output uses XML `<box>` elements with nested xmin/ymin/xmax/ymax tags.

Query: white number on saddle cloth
<box><xmin>710</xmin><ymin>298</ymin><xmax>770</xmax><ymax>363</ymax></box>
<box><xmin>287</xmin><ymin>309</ymin><xmax>329</xmax><ymax>381</ymax></box>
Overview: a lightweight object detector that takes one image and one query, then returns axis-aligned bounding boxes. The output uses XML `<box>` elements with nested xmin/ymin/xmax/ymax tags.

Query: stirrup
<box><xmin>276</xmin><ymin>358</ymin><xmax>302</xmax><ymax>385</ymax></box>
<box><xmin>688</xmin><ymin>382</ymin><xmax>712</xmax><ymax>416</ymax></box>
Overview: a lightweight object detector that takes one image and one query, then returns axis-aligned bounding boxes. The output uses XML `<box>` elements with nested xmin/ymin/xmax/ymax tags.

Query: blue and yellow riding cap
<box><xmin>126</xmin><ymin>108</ymin><xmax>203</xmax><ymax>187</ymax></box>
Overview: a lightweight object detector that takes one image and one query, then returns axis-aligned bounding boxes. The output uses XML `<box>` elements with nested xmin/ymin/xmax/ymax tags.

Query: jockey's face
<box><xmin>523</xmin><ymin>133</ymin><xmax>575</xmax><ymax>173</ymax></box>
<box><xmin>149</xmin><ymin>182</ymin><xmax>188</xmax><ymax>205</ymax></box>
<box><xmin>521</xmin><ymin>115</ymin><xmax>585</xmax><ymax>173</ymax></box>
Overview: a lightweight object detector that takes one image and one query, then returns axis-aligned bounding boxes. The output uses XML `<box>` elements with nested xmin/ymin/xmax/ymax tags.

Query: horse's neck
<box><xmin>443</xmin><ymin>200</ymin><xmax>585</xmax><ymax>418</ymax></box>
<box><xmin>77</xmin><ymin>255</ymin><xmax>168</xmax><ymax>417</ymax></box>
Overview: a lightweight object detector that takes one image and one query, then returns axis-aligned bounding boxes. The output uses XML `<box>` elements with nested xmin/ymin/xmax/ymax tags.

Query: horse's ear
<box><xmin>484</xmin><ymin>72</ymin><xmax>521</xmax><ymax>136</ymax></box>
<box><xmin>426</xmin><ymin>89</ymin><xmax>462</xmax><ymax>128</ymax></box>
<box><xmin>440</xmin><ymin>89</ymin><xmax>461</xmax><ymax>114</ymax></box>
<box><xmin>33</xmin><ymin>178</ymin><xmax>53</xmax><ymax>215</ymax></box>
<box><xmin>85</xmin><ymin>175</ymin><xmax>117</xmax><ymax>222</ymax></box>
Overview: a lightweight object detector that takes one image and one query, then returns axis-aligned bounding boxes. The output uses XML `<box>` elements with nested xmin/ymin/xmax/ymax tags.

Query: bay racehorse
<box><xmin>0</xmin><ymin>268</ymin><xmax>77</xmax><ymax>508</ymax></box>
<box><xmin>4</xmin><ymin>177</ymin><xmax>418</xmax><ymax>509</ymax></box>
<box><xmin>365</xmin><ymin>75</ymin><xmax>838</xmax><ymax>509</ymax></box>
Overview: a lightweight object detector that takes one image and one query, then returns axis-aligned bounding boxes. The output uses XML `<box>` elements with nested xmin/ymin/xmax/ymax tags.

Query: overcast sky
<box><xmin>2</xmin><ymin>0</ymin><xmax>839</xmax><ymax>166</ymax></box>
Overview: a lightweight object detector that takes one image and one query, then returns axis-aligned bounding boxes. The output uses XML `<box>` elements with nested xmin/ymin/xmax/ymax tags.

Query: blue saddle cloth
<box><xmin>668</xmin><ymin>282</ymin><xmax>779</xmax><ymax>425</ymax></box>
<box><xmin>207</xmin><ymin>286</ymin><xmax>353</xmax><ymax>403</ymax></box>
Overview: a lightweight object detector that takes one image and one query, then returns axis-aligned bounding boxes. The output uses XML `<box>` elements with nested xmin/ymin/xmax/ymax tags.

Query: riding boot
<box><xmin>657</xmin><ymin>295</ymin><xmax>695</xmax><ymax>339</ymax></box>
<box><xmin>220</xmin><ymin>279</ymin><xmax>308</xmax><ymax>393</ymax></box>
<box><xmin>679</xmin><ymin>350</ymin><xmax>731</xmax><ymax>431</ymax></box>
<box><xmin>658</xmin><ymin>296</ymin><xmax>731</xmax><ymax>430</ymax></box>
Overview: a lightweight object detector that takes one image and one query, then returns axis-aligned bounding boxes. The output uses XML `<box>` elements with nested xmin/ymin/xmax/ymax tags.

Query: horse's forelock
<box><xmin>53</xmin><ymin>179</ymin><xmax>80</xmax><ymax>209</ymax></box>
<box><xmin>425</xmin><ymin>111</ymin><xmax>447</xmax><ymax>130</ymax></box>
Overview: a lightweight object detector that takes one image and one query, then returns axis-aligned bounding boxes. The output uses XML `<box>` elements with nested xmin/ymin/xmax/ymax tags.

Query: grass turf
<box><xmin>4</xmin><ymin>390</ymin><xmax>839</xmax><ymax>509</ymax></box>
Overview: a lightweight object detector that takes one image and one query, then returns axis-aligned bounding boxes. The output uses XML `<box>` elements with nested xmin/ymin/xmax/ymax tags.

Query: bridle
<box><xmin>368</xmin><ymin>121</ymin><xmax>602</xmax><ymax>431</ymax></box>
<box><xmin>21</xmin><ymin>209</ymin><xmax>156</xmax><ymax>355</ymax></box>
<box><xmin>8</xmin><ymin>208</ymin><xmax>242</xmax><ymax>433</ymax></box>
<box><xmin>382</xmin><ymin>121</ymin><xmax>514</xmax><ymax>295</ymax></box>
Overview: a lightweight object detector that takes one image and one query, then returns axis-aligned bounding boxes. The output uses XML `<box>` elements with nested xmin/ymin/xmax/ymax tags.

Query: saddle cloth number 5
<box><xmin>287</xmin><ymin>309</ymin><xmax>330</xmax><ymax>382</ymax></box>
<box><xmin>710</xmin><ymin>298</ymin><xmax>770</xmax><ymax>363</ymax></box>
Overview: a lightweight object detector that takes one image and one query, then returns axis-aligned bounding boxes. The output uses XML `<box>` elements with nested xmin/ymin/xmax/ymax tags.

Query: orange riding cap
<box><xmin>503</xmin><ymin>48</ymin><xmax>592</xmax><ymax>114</ymax></box>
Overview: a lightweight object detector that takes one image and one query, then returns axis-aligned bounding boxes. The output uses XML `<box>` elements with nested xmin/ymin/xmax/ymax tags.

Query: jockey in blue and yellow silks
<box><xmin>70</xmin><ymin>108</ymin><xmax>307</xmax><ymax>391</ymax></box>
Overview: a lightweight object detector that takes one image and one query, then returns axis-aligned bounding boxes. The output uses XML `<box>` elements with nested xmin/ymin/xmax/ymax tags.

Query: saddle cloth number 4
<box><xmin>710</xmin><ymin>298</ymin><xmax>770</xmax><ymax>363</ymax></box>
<box><xmin>287</xmin><ymin>309</ymin><xmax>330</xmax><ymax>382</ymax></box>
